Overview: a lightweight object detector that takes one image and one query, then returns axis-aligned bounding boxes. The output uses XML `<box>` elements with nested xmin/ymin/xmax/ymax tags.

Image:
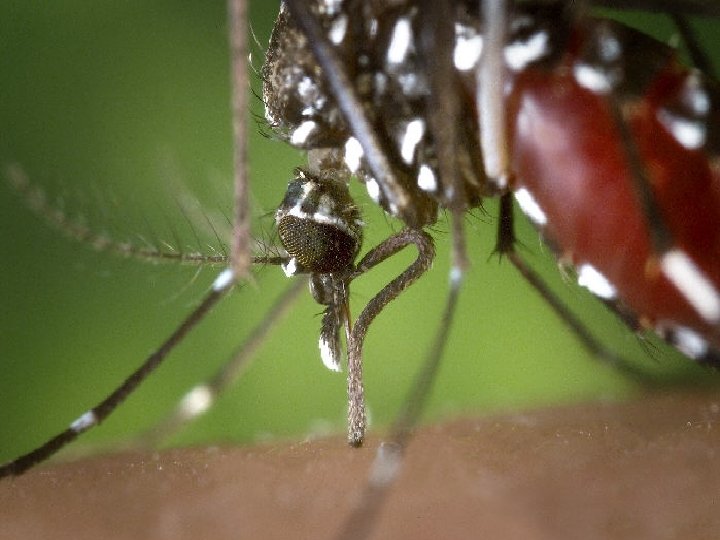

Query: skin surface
<box><xmin>2</xmin><ymin>390</ymin><xmax>720</xmax><ymax>540</ymax></box>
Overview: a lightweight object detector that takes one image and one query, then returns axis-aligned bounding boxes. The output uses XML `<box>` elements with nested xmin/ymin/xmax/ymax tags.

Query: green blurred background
<box><xmin>0</xmin><ymin>1</ymin><xmax>717</xmax><ymax>464</ymax></box>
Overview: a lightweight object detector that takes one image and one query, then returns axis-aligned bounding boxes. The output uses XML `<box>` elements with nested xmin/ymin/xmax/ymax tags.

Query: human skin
<box><xmin>1</xmin><ymin>390</ymin><xmax>719</xmax><ymax>540</ymax></box>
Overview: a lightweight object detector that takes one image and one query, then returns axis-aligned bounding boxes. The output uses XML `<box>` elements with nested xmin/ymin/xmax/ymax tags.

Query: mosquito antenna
<box><xmin>5</xmin><ymin>164</ymin><xmax>230</xmax><ymax>265</ymax></box>
<box><xmin>0</xmin><ymin>270</ymin><xmax>236</xmax><ymax>478</ymax></box>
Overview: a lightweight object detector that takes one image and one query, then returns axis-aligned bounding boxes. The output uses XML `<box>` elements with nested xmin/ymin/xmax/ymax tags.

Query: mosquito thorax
<box><xmin>261</xmin><ymin>1</ymin><xmax>582</xmax><ymax>228</ymax></box>
<box><xmin>275</xmin><ymin>168</ymin><xmax>363</xmax><ymax>278</ymax></box>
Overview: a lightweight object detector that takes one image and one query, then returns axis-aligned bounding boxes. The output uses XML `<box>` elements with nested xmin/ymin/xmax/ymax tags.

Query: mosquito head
<box><xmin>275</xmin><ymin>167</ymin><xmax>363</xmax><ymax>277</ymax></box>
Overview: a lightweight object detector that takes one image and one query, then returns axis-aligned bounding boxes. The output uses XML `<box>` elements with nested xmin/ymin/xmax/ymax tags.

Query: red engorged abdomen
<box><xmin>507</xmin><ymin>59</ymin><xmax>720</xmax><ymax>349</ymax></box>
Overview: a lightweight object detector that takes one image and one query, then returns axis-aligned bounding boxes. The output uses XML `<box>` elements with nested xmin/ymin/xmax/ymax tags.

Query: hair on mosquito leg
<box><xmin>5</xmin><ymin>163</ymin><xmax>232</xmax><ymax>265</ymax></box>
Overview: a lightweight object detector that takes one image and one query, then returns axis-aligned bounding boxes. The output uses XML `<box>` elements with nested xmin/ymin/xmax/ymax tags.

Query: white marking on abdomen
<box><xmin>290</xmin><ymin>120</ymin><xmax>317</xmax><ymax>146</ymax></box>
<box><xmin>417</xmin><ymin>165</ymin><xmax>437</xmax><ymax>192</ymax></box>
<box><xmin>657</xmin><ymin>110</ymin><xmax>706</xmax><ymax>150</ymax></box>
<box><xmin>366</xmin><ymin>178</ymin><xmax>381</xmax><ymax>203</ymax></box>
<box><xmin>661</xmin><ymin>249</ymin><xmax>720</xmax><ymax>324</ymax></box>
<box><xmin>577</xmin><ymin>263</ymin><xmax>617</xmax><ymax>300</ymax></box>
<box><xmin>514</xmin><ymin>187</ymin><xmax>547</xmax><ymax>226</ymax></box>
<box><xmin>400</xmin><ymin>119</ymin><xmax>425</xmax><ymax>164</ymax></box>
<box><xmin>344</xmin><ymin>137</ymin><xmax>363</xmax><ymax>173</ymax></box>
<box><xmin>454</xmin><ymin>24</ymin><xmax>483</xmax><ymax>71</ymax></box>
<box><xmin>387</xmin><ymin>18</ymin><xmax>412</xmax><ymax>65</ymax></box>
<box><xmin>573</xmin><ymin>63</ymin><xmax>614</xmax><ymax>94</ymax></box>
<box><xmin>328</xmin><ymin>14</ymin><xmax>348</xmax><ymax>44</ymax></box>
<box><xmin>504</xmin><ymin>30</ymin><xmax>549</xmax><ymax>71</ymax></box>
<box><xmin>669</xmin><ymin>325</ymin><xmax>709</xmax><ymax>359</ymax></box>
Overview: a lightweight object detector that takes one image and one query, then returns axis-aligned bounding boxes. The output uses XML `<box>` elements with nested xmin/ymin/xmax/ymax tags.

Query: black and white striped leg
<box><xmin>0</xmin><ymin>269</ymin><xmax>238</xmax><ymax>478</ymax></box>
<box><xmin>136</xmin><ymin>278</ymin><xmax>307</xmax><ymax>448</ymax></box>
<box><xmin>0</xmin><ymin>0</ymin><xmax>270</xmax><ymax>477</ymax></box>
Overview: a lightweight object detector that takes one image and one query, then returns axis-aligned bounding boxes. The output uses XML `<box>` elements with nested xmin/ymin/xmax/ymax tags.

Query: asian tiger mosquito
<box><xmin>1</xmin><ymin>0</ymin><xmax>720</xmax><ymax>536</ymax></box>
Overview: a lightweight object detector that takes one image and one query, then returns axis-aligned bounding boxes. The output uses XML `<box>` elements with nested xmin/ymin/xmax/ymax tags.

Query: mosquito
<box><xmin>0</xmin><ymin>0</ymin><xmax>625</xmax><ymax>468</ymax></box>
<box><xmin>2</xmin><ymin>1</ymin><xmax>720</xmax><ymax>538</ymax></box>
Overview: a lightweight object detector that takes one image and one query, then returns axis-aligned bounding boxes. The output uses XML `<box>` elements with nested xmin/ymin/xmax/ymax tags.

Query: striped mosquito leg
<box><xmin>0</xmin><ymin>269</ymin><xmax>236</xmax><ymax>478</ymax></box>
<box><xmin>137</xmin><ymin>278</ymin><xmax>307</xmax><ymax>447</ymax></box>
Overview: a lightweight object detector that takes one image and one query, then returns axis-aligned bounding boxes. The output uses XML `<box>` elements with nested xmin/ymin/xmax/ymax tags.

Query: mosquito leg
<box><xmin>228</xmin><ymin>0</ymin><xmax>251</xmax><ymax>280</ymax></box>
<box><xmin>337</xmin><ymin>223</ymin><xmax>462</xmax><ymax>540</ymax></box>
<box><xmin>669</xmin><ymin>13</ymin><xmax>716</xmax><ymax>77</ymax></box>
<box><xmin>381</xmin><ymin>0</ymin><xmax>468</xmax><ymax>444</ymax></box>
<box><xmin>0</xmin><ymin>269</ymin><xmax>237</xmax><ymax>478</ymax></box>
<box><xmin>135</xmin><ymin>277</ymin><xmax>307</xmax><ymax>448</ymax></box>
<box><xmin>345</xmin><ymin>228</ymin><xmax>435</xmax><ymax>446</ymax></box>
<box><xmin>418</xmin><ymin>0</ymin><xmax>469</xmax><ymax>273</ymax></box>
<box><xmin>596</xmin><ymin>14</ymin><xmax>709</xmax><ymax>259</ymax></box>
<box><xmin>590</xmin><ymin>0</ymin><xmax>720</xmax><ymax>18</ymax></box>
<box><xmin>607</xmin><ymin>100</ymin><xmax>674</xmax><ymax>256</ymax></box>
<box><xmin>496</xmin><ymin>193</ymin><xmax>660</xmax><ymax>384</ymax></box>
<box><xmin>478</xmin><ymin>0</ymin><xmax>510</xmax><ymax>189</ymax></box>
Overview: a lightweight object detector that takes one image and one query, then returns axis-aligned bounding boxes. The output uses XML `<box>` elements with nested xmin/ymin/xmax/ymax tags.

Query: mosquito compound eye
<box><xmin>275</xmin><ymin>168</ymin><xmax>363</xmax><ymax>275</ymax></box>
